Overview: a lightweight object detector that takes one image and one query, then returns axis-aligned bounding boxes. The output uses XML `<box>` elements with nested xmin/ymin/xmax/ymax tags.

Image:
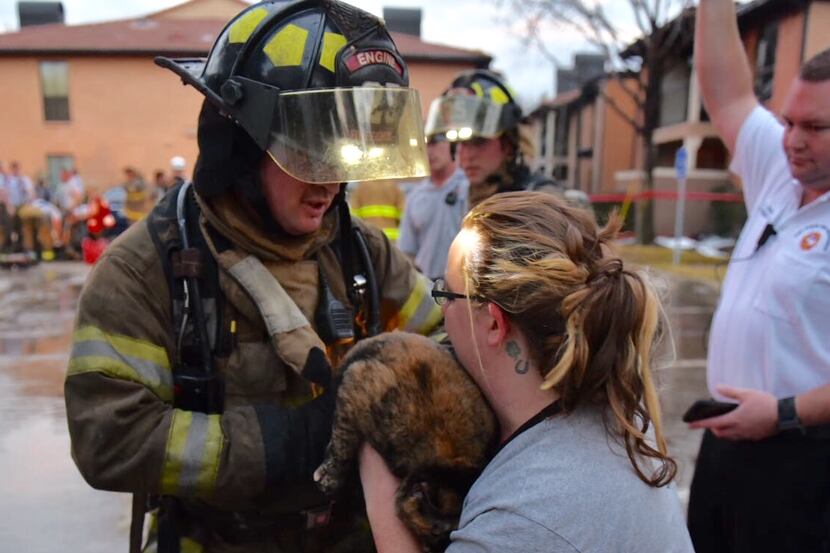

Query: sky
<box><xmin>0</xmin><ymin>0</ymin><xmax>654</xmax><ymax>110</ymax></box>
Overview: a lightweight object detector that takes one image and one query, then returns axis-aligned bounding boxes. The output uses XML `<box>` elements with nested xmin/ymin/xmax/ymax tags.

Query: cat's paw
<box><xmin>313</xmin><ymin>461</ymin><xmax>340</xmax><ymax>495</ymax></box>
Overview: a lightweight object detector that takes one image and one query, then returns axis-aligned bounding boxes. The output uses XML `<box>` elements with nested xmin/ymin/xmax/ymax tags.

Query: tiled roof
<box><xmin>0</xmin><ymin>17</ymin><xmax>491</xmax><ymax>63</ymax></box>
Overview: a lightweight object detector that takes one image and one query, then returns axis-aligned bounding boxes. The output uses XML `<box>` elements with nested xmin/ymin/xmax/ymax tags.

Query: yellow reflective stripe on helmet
<box><xmin>352</xmin><ymin>205</ymin><xmax>401</xmax><ymax>220</ymax></box>
<box><xmin>69</xmin><ymin>326</ymin><xmax>173</xmax><ymax>401</ymax></box>
<box><xmin>397</xmin><ymin>275</ymin><xmax>442</xmax><ymax>334</ymax></box>
<box><xmin>161</xmin><ymin>410</ymin><xmax>223</xmax><ymax>497</ymax></box>
<box><xmin>489</xmin><ymin>86</ymin><xmax>509</xmax><ymax>105</ymax></box>
<box><xmin>383</xmin><ymin>227</ymin><xmax>399</xmax><ymax>241</ymax></box>
<box><xmin>229</xmin><ymin>7</ymin><xmax>268</xmax><ymax>44</ymax></box>
<box><xmin>263</xmin><ymin>23</ymin><xmax>309</xmax><ymax>67</ymax></box>
<box><xmin>319</xmin><ymin>32</ymin><xmax>347</xmax><ymax>72</ymax></box>
<box><xmin>471</xmin><ymin>82</ymin><xmax>486</xmax><ymax>98</ymax></box>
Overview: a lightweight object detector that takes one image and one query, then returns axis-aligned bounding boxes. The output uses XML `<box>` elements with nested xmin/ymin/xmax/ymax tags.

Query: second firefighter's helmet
<box><xmin>425</xmin><ymin>69</ymin><xmax>522</xmax><ymax>142</ymax></box>
<box><xmin>156</xmin><ymin>0</ymin><xmax>428</xmax><ymax>187</ymax></box>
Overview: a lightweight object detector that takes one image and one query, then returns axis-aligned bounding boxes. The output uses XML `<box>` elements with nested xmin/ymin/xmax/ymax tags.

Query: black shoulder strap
<box><xmin>333</xmin><ymin>199</ymin><xmax>381</xmax><ymax>339</ymax></box>
<box><xmin>146</xmin><ymin>182</ymin><xmax>224</xmax><ymax>369</ymax></box>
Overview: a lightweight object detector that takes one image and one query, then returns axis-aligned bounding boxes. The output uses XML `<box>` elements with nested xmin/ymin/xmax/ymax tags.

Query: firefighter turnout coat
<box><xmin>64</xmin><ymin>187</ymin><xmax>441</xmax><ymax>552</ymax></box>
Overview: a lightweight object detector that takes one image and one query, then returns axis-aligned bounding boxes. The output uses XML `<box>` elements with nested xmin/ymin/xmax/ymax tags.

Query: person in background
<box><xmin>152</xmin><ymin>169</ymin><xmax>169</xmax><ymax>204</ymax></box>
<box><xmin>349</xmin><ymin>177</ymin><xmax>406</xmax><ymax>242</ymax></box>
<box><xmin>122</xmin><ymin>166</ymin><xmax>149</xmax><ymax>224</ymax></box>
<box><xmin>170</xmin><ymin>155</ymin><xmax>188</xmax><ymax>188</ymax></box>
<box><xmin>688</xmin><ymin>2</ymin><xmax>830</xmax><ymax>552</ymax></box>
<box><xmin>397</xmin><ymin>134</ymin><xmax>468</xmax><ymax>279</ymax></box>
<box><xmin>360</xmin><ymin>191</ymin><xmax>694</xmax><ymax>553</ymax></box>
<box><xmin>58</xmin><ymin>168</ymin><xmax>87</xmax><ymax>256</ymax></box>
<box><xmin>425</xmin><ymin>70</ymin><xmax>566</xmax><ymax>210</ymax></box>
<box><xmin>6</xmin><ymin>161</ymin><xmax>41</xmax><ymax>257</ymax></box>
<box><xmin>29</xmin><ymin>174</ymin><xmax>61</xmax><ymax>261</ymax></box>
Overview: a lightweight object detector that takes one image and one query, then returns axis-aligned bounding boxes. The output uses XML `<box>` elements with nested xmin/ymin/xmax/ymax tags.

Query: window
<box><xmin>659</xmin><ymin>60</ymin><xmax>691</xmax><ymax>127</ymax></box>
<box><xmin>754</xmin><ymin>22</ymin><xmax>778</xmax><ymax>102</ymax></box>
<box><xmin>39</xmin><ymin>61</ymin><xmax>70</xmax><ymax>121</ymax></box>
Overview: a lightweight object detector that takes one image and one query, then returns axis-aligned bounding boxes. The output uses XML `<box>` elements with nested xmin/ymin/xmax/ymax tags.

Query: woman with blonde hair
<box><xmin>360</xmin><ymin>191</ymin><xmax>694</xmax><ymax>552</ymax></box>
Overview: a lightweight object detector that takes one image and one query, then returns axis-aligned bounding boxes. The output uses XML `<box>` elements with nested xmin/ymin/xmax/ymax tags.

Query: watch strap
<box><xmin>777</xmin><ymin>396</ymin><xmax>805</xmax><ymax>433</ymax></box>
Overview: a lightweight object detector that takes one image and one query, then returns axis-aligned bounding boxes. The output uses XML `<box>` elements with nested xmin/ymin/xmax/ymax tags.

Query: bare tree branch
<box><xmin>600</xmin><ymin>85</ymin><xmax>645</xmax><ymax>133</ymax></box>
<box><xmin>627</xmin><ymin>0</ymin><xmax>652</xmax><ymax>37</ymax></box>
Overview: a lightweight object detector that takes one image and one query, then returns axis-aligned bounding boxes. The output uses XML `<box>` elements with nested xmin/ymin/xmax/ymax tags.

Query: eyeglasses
<box><xmin>431</xmin><ymin>278</ymin><xmax>486</xmax><ymax>305</ymax></box>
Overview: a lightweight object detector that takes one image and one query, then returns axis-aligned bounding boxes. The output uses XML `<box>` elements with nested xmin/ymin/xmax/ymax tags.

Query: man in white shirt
<box><xmin>689</xmin><ymin>2</ymin><xmax>830</xmax><ymax>552</ymax></box>
<box><xmin>397</xmin><ymin>135</ymin><xmax>468</xmax><ymax>280</ymax></box>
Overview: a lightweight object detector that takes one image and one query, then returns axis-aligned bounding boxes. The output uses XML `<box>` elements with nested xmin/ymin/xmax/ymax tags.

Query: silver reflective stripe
<box><xmin>161</xmin><ymin>410</ymin><xmax>223</xmax><ymax>497</ymax></box>
<box><xmin>71</xmin><ymin>340</ymin><xmax>172</xmax><ymax>391</ymax></box>
<box><xmin>68</xmin><ymin>326</ymin><xmax>173</xmax><ymax>401</ymax></box>
<box><xmin>178</xmin><ymin>412</ymin><xmax>209</xmax><ymax>494</ymax></box>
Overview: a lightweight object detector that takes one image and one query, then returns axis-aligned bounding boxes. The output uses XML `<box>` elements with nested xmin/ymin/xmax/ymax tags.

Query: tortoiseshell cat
<box><xmin>314</xmin><ymin>331</ymin><xmax>497</xmax><ymax>552</ymax></box>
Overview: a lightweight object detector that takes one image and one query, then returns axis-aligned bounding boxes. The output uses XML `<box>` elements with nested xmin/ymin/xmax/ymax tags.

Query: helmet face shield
<box><xmin>267</xmin><ymin>87</ymin><xmax>429</xmax><ymax>184</ymax></box>
<box><xmin>425</xmin><ymin>95</ymin><xmax>507</xmax><ymax>142</ymax></box>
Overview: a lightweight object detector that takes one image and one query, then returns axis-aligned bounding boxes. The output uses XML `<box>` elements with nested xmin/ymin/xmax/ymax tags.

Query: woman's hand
<box><xmin>359</xmin><ymin>443</ymin><xmax>423</xmax><ymax>553</ymax></box>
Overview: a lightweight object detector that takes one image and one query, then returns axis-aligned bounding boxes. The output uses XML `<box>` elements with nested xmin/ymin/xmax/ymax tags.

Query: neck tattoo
<box><xmin>506</xmin><ymin>340</ymin><xmax>530</xmax><ymax>375</ymax></box>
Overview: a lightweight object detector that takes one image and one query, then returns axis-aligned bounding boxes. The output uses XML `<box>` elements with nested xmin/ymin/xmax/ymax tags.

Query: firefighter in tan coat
<box><xmin>64</xmin><ymin>2</ymin><xmax>439</xmax><ymax>552</ymax></box>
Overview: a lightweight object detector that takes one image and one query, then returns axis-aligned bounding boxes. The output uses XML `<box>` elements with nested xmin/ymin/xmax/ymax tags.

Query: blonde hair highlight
<box><xmin>461</xmin><ymin>191</ymin><xmax>676</xmax><ymax>487</ymax></box>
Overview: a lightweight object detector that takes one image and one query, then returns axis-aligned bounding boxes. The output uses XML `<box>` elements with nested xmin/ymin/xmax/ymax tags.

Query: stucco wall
<box><xmin>0</xmin><ymin>56</ymin><xmax>203</xmax><ymax>194</ymax></box>
<box><xmin>408</xmin><ymin>61</ymin><xmax>478</xmax><ymax>117</ymax></box>
<box><xmin>768</xmin><ymin>11</ymin><xmax>804</xmax><ymax>113</ymax></box>
<box><xmin>804</xmin><ymin>2</ymin><xmax>830</xmax><ymax>60</ymax></box>
<box><xmin>599</xmin><ymin>78</ymin><xmax>638</xmax><ymax>193</ymax></box>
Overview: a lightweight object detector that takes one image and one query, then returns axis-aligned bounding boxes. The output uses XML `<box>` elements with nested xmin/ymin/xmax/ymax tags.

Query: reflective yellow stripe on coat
<box><xmin>68</xmin><ymin>326</ymin><xmax>174</xmax><ymax>401</ymax></box>
<box><xmin>161</xmin><ymin>409</ymin><xmax>223</xmax><ymax>497</ymax></box>
<box><xmin>395</xmin><ymin>274</ymin><xmax>442</xmax><ymax>335</ymax></box>
<box><xmin>352</xmin><ymin>204</ymin><xmax>402</xmax><ymax>220</ymax></box>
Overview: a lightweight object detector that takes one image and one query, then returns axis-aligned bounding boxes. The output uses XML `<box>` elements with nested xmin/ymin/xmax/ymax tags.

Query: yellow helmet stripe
<box><xmin>320</xmin><ymin>32</ymin><xmax>348</xmax><ymax>72</ymax></box>
<box><xmin>263</xmin><ymin>23</ymin><xmax>309</xmax><ymax>68</ymax></box>
<box><xmin>489</xmin><ymin>86</ymin><xmax>510</xmax><ymax>105</ymax></box>
<box><xmin>228</xmin><ymin>7</ymin><xmax>269</xmax><ymax>44</ymax></box>
<box><xmin>471</xmin><ymin>82</ymin><xmax>486</xmax><ymax>98</ymax></box>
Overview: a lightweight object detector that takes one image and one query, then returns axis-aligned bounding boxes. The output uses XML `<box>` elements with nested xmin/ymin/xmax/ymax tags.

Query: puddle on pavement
<box><xmin>0</xmin><ymin>263</ymin><xmax>128</xmax><ymax>552</ymax></box>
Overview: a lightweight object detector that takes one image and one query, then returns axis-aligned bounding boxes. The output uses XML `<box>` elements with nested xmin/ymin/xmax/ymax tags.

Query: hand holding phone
<box><xmin>682</xmin><ymin>399</ymin><xmax>738</xmax><ymax>423</ymax></box>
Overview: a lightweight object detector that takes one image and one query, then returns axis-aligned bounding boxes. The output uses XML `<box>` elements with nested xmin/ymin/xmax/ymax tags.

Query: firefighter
<box><xmin>63</xmin><ymin>2</ymin><xmax>440</xmax><ymax>552</ymax></box>
<box><xmin>348</xmin><ymin>178</ymin><xmax>406</xmax><ymax>242</ymax></box>
<box><xmin>425</xmin><ymin>69</ymin><xmax>571</xmax><ymax>209</ymax></box>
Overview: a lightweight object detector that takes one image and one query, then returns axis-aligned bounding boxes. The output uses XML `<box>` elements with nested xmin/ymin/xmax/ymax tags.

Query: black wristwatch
<box><xmin>777</xmin><ymin>396</ymin><xmax>805</xmax><ymax>433</ymax></box>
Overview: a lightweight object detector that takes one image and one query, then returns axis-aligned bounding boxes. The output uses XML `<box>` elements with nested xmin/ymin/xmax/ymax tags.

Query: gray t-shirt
<box><xmin>397</xmin><ymin>169</ymin><xmax>468</xmax><ymax>280</ymax></box>
<box><xmin>447</xmin><ymin>406</ymin><xmax>694</xmax><ymax>553</ymax></box>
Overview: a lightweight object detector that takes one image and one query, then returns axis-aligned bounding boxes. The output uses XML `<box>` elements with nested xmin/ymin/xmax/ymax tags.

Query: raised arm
<box><xmin>695</xmin><ymin>0</ymin><xmax>759</xmax><ymax>154</ymax></box>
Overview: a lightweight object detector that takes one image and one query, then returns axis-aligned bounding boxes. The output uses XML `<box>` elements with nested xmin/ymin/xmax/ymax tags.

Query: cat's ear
<box><xmin>485</xmin><ymin>302</ymin><xmax>510</xmax><ymax>347</ymax></box>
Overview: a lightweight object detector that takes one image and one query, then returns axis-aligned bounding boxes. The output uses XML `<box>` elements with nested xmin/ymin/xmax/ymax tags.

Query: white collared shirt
<box><xmin>708</xmin><ymin>106</ymin><xmax>830</xmax><ymax>399</ymax></box>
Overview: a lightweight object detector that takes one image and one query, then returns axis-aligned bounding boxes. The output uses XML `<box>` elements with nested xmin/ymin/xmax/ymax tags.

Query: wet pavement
<box><xmin>0</xmin><ymin>262</ymin><xmax>129</xmax><ymax>552</ymax></box>
<box><xmin>0</xmin><ymin>263</ymin><xmax>717</xmax><ymax>550</ymax></box>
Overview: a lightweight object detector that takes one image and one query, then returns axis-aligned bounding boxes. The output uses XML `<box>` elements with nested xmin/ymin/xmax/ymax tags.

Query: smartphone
<box><xmin>682</xmin><ymin>399</ymin><xmax>738</xmax><ymax>423</ymax></box>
